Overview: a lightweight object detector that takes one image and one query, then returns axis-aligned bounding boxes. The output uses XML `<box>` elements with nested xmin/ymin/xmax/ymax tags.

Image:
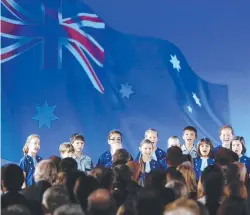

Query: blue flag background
<box><xmin>1</xmin><ymin>0</ymin><xmax>234</xmax><ymax>164</ymax></box>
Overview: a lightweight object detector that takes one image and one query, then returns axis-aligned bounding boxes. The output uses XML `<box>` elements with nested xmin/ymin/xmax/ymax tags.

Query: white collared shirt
<box><xmin>181</xmin><ymin>144</ymin><xmax>197</xmax><ymax>158</ymax></box>
<box><xmin>74</xmin><ymin>154</ymin><xmax>92</xmax><ymax>174</ymax></box>
<box><xmin>151</xmin><ymin>151</ymin><xmax>157</xmax><ymax>161</ymax></box>
<box><xmin>200</xmin><ymin>157</ymin><xmax>208</xmax><ymax>171</ymax></box>
<box><xmin>145</xmin><ymin>162</ymin><xmax>151</xmax><ymax>173</ymax></box>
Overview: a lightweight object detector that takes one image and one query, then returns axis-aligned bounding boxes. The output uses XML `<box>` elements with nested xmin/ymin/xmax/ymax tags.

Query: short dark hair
<box><xmin>59</xmin><ymin>157</ymin><xmax>78</xmax><ymax>172</ymax></box>
<box><xmin>1</xmin><ymin>164</ymin><xmax>24</xmax><ymax>192</ymax></box>
<box><xmin>215</xmin><ymin>148</ymin><xmax>239</xmax><ymax>166</ymax></box>
<box><xmin>70</xmin><ymin>134</ymin><xmax>85</xmax><ymax>143</ymax></box>
<box><xmin>166</xmin><ymin>146</ymin><xmax>183</xmax><ymax>167</ymax></box>
<box><xmin>112</xmin><ymin>149</ymin><xmax>131</xmax><ymax>164</ymax></box>
<box><xmin>90</xmin><ymin>167</ymin><xmax>114</xmax><ymax>190</ymax></box>
<box><xmin>166</xmin><ymin>167</ymin><xmax>186</xmax><ymax>184</ymax></box>
<box><xmin>49</xmin><ymin>156</ymin><xmax>62</xmax><ymax>172</ymax></box>
<box><xmin>182</xmin><ymin>154</ymin><xmax>193</xmax><ymax>163</ymax></box>
<box><xmin>74</xmin><ymin>175</ymin><xmax>100</xmax><ymax>211</ymax></box>
<box><xmin>196</xmin><ymin>138</ymin><xmax>214</xmax><ymax>157</ymax></box>
<box><xmin>183</xmin><ymin>126</ymin><xmax>197</xmax><ymax>138</ymax></box>
<box><xmin>230</xmin><ymin>136</ymin><xmax>246</xmax><ymax>155</ymax></box>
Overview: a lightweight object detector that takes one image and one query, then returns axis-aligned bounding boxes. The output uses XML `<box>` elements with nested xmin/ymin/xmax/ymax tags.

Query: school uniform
<box><xmin>74</xmin><ymin>154</ymin><xmax>93</xmax><ymax>174</ymax></box>
<box><xmin>213</xmin><ymin>145</ymin><xmax>222</xmax><ymax>153</ymax></box>
<box><xmin>137</xmin><ymin>159</ymin><xmax>163</xmax><ymax>187</ymax></box>
<box><xmin>97</xmin><ymin>150</ymin><xmax>112</xmax><ymax>167</ymax></box>
<box><xmin>19</xmin><ymin>155</ymin><xmax>43</xmax><ymax>187</ymax></box>
<box><xmin>240</xmin><ymin>155</ymin><xmax>250</xmax><ymax>173</ymax></box>
<box><xmin>193</xmin><ymin>156</ymin><xmax>214</xmax><ymax>180</ymax></box>
<box><xmin>181</xmin><ymin>144</ymin><xmax>197</xmax><ymax>159</ymax></box>
<box><xmin>135</xmin><ymin>148</ymin><xmax>166</xmax><ymax>162</ymax></box>
<box><xmin>97</xmin><ymin>150</ymin><xmax>133</xmax><ymax>167</ymax></box>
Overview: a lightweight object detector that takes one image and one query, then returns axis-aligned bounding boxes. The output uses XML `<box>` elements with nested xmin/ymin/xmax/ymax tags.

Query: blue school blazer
<box><xmin>97</xmin><ymin>150</ymin><xmax>133</xmax><ymax>167</ymax></box>
<box><xmin>97</xmin><ymin>150</ymin><xmax>112</xmax><ymax>167</ymax></box>
<box><xmin>19</xmin><ymin>155</ymin><xmax>43</xmax><ymax>187</ymax></box>
<box><xmin>137</xmin><ymin>159</ymin><xmax>163</xmax><ymax>186</ymax></box>
<box><xmin>240</xmin><ymin>155</ymin><xmax>250</xmax><ymax>173</ymax></box>
<box><xmin>213</xmin><ymin>145</ymin><xmax>222</xmax><ymax>154</ymax></box>
<box><xmin>193</xmin><ymin>157</ymin><xmax>214</xmax><ymax>180</ymax></box>
<box><xmin>135</xmin><ymin>148</ymin><xmax>166</xmax><ymax>162</ymax></box>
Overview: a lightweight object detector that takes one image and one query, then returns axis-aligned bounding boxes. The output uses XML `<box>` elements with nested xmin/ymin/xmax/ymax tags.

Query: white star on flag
<box><xmin>192</xmin><ymin>93</ymin><xmax>202</xmax><ymax>107</ymax></box>
<box><xmin>119</xmin><ymin>83</ymin><xmax>134</xmax><ymax>99</ymax></box>
<box><xmin>170</xmin><ymin>55</ymin><xmax>181</xmax><ymax>72</ymax></box>
<box><xmin>187</xmin><ymin>105</ymin><xmax>193</xmax><ymax>113</ymax></box>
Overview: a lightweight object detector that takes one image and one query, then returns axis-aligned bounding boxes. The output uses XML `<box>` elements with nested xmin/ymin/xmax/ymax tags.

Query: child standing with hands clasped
<box><xmin>19</xmin><ymin>134</ymin><xmax>43</xmax><ymax>187</ymax></box>
<box><xmin>193</xmin><ymin>138</ymin><xmax>214</xmax><ymax>180</ymax></box>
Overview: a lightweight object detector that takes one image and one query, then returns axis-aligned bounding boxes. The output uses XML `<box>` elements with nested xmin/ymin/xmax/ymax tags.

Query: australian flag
<box><xmin>1</xmin><ymin>0</ymin><xmax>230</xmax><ymax>164</ymax></box>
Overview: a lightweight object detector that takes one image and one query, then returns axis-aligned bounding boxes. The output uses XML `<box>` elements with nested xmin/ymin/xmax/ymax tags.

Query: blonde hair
<box><xmin>108</xmin><ymin>130</ymin><xmax>122</xmax><ymax>140</ymax></box>
<box><xmin>168</xmin><ymin>136</ymin><xmax>179</xmax><ymax>141</ymax></box>
<box><xmin>139</xmin><ymin>139</ymin><xmax>153</xmax><ymax>173</ymax></box>
<box><xmin>234</xmin><ymin>162</ymin><xmax>247</xmax><ymax>182</ymax></box>
<box><xmin>223</xmin><ymin>181</ymin><xmax>248</xmax><ymax>200</ymax></box>
<box><xmin>177</xmin><ymin>162</ymin><xmax>197</xmax><ymax>193</ymax></box>
<box><xmin>23</xmin><ymin>134</ymin><xmax>40</xmax><ymax>155</ymax></box>
<box><xmin>34</xmin><ymin>160</ymin><xmax>57</xmax><ymax>184</ymax></box>
<box><xmin>59</xmin><ymin>142</ymin><xmax>75</xmax><ymax>154</ymax></box>
<box><xmin>55</xmin><ymin>172</ymin><xmax>66</xmax><ymax>186</ymax></box>
<box><xmin>164</xmin><ymin>198</ymin><xmax>200</xmax><ymax>215</ymax></box>
<box><xmin>197</xmin><ymin>178</ymin><xmax>204</xmax><ymax>199</ymax></box>
<box><xmin>144</xmin><ymin>128</ymin><xmax>158</xmax><ymax>137</ymax></box>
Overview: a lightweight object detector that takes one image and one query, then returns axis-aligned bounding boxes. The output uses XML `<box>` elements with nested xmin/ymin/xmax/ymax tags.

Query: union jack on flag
<box><xmin>1</xmin><ymin>0</ymin><xmax>105</xmax><ymax>93</ymax></box>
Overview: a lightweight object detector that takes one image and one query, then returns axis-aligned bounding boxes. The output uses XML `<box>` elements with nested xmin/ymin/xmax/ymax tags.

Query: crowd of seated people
<box><xmin>1</xmin><ymin>125</ymin><xmax>250</xmax><ymax>215</ymax></box>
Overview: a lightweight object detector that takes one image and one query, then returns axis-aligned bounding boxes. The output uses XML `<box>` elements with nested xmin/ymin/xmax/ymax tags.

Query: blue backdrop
<box><xmin>1</xmin><ymin>0</ymin><xmax>250</xmax><ymax>164</ymax></box>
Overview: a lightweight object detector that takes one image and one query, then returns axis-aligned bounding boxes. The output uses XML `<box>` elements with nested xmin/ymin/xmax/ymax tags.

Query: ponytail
<box><xmin>139</xmin><ymin>155</ymin><xmax>145</xmax><ymax>173</ymax></box>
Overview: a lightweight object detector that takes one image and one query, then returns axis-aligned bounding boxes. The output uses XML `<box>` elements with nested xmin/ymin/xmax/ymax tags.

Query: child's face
<box><xmin>199</xmin><ymin>143</ymin><xmax>211</xmax><ymax>157</ymax></box>
<box><xmin>72</xmin><ymin>140</ymin><xmax>84</xmax><ymax>152</ymax></box>
<box><xmin>140</xmin><ymin>143</ymin><xmax>153</xmax><ymax>158</ymax></box>
<box><xmin>220</xmin><ymin>128</ymin><xmax>233</xmax><ymax>149</ymax></box>
<box><xmin>168</xmin><ymin>138</ymin><xmax>180</xmax><ymax>148</ymax></box>
<box><xmin>231</xmin><ymin>140</ymin><xmax>243</xmax><ymax>156</ymax></box>
<box><xmin>182</xmin><ymin>130</ymin><xmax>196</xmax><ymax>145</ymax></box>
<box><xmin>108</xmin><ymin>133</ymin><xmax>122</xmax><ymax>145</ymax></box>
<box><xmin>145</xmin><ymin>131</ymin><xmax>158</xmax><ymax>147</ymax></box>
<box><xmin>29</xmin><ymin>137</ymin><xmax>40</xmax><ymax>154</ymax></box>
<box><xmin>61</xmin><ymin>151</ymin><xmax>74</xmax><ymax>158</ymax></box>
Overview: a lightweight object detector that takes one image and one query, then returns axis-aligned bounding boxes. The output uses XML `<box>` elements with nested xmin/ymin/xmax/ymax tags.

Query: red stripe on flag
<box><xmin>2</xmin><ymin>0</ymin><xmax>31</xmax><ymax>22</ymax></box>
<box><xmin>64</xmin><ymin>15</ymin><xmax>103</xmax><ymax>24</ymax></box>
<box><xmin>64</xmin><ymin>25</ymin><xmax>104</xmax><ymax>62</ymax></box>
<box><xmin>1</xmin><ymin>39</ymin><xmax>41</xmax><ymax>61</ymax></box>
<box><xmin>70</xmin><ymin>42</ymin><xmax>104</xmax><ymax>93</ymax></box>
